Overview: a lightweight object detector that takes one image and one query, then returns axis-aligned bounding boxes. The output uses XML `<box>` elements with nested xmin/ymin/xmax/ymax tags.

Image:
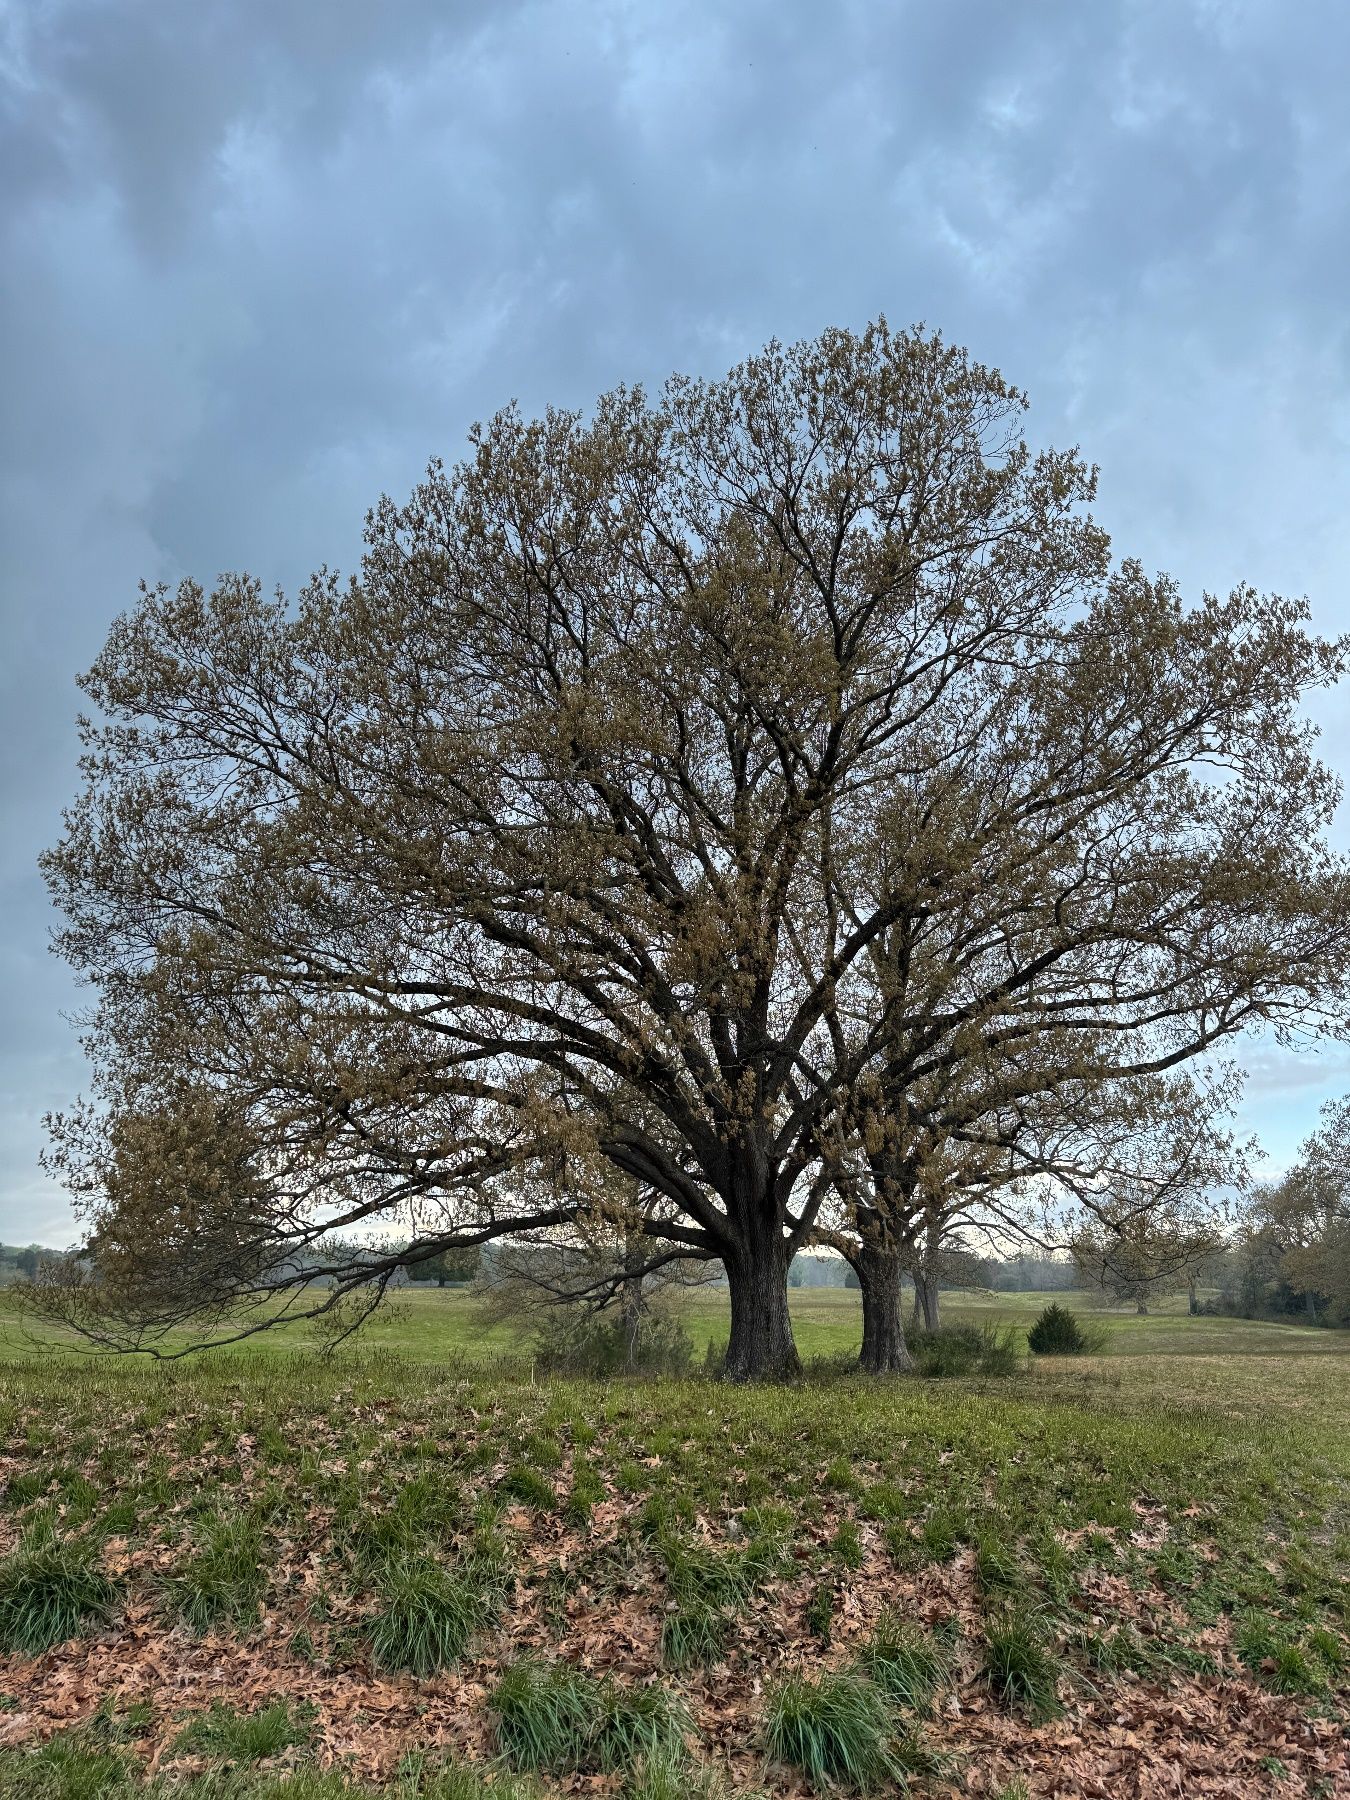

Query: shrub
<box><xmin>0</xmin><ymin>1525</ymin><xmax>118</xmax><ymax>1654</ymax></box>
<box><xmin>531</xmin><ymin>1308</ymin><xmax>693</xmax><ymax>1378</ymax></box>
<box><xmin>910</xmin><ymin>1324</ymin><xmax>1020</xmax><ymax>1378</ymax></box>
<box><xmin>764</xmin><ymin>1669</ymin><xmax>900</xmax><ymax>1791</ymax></box>
<box><xmin>1027</xmin><ymin>1303</ymin><xmax>1092</xmax><ymax>1355</ymax></box>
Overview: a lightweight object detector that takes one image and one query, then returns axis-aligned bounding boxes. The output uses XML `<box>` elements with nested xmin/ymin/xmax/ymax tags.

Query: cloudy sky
<box><xmin>4</xmin><ymin>0</ymin><xmax>1350</xmax><ymax>1244</ymax></box>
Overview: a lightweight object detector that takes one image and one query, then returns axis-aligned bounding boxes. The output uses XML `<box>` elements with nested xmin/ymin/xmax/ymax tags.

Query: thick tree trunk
<box><xmin>1187</xmin><ymin>1275</ymin><xmax>1198</xmax><ymax>1315</ymax></box>
<box><xmin>855</xmin><ymin>1243</ymin><xmax>914</xmax><ymax>1374</ymax></box>
<box><xmin>1305</xmin><ymin>1288</ymin><xmax>1318</xmax><ymax>1322</ymax></box>
<box><xmin>722</xmin><ymin>1218</ymin><xmax>800</xmax><ymax>1382</ymax></box>
<box><xmin>1136</xmin><ymin>1299</ymin><xmax>1148</xmax><ymax>1315</ymax></box>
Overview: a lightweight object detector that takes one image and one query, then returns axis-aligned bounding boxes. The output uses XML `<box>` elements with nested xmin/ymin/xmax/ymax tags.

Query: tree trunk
<box><xmin>1305</xmin><ymin>1288</ymin><xmax>1318</xmax><ymax>1322</ymax></box>
<box><xmin>1187</xmin><ymin>1274</ymin><xmax>1197</xmax><ymax>1315</ymax></box>
<box><xmin>912</xmin><ymin>1267</ymin><xmax>941</xmax><ymax>1331</ymax></box>
<box><xmin>621</xmin><ymin>1233</ymin><xmax>645</xmax><ymax>1373</ymax></box>
<box><xmin>722</xmin><ymin>1214</ymin><xmax>800</xmax><ymax>1382</ymax></box>
<box><xmin>1136</xmin><ymin>1299</ymin><xmax>1148</xmax><ymax>1315</ymax></box>
<box><xmin>855</xmin><ymin>1242</ymin><xmax>914</xmax><ymax>1374</ymax></box>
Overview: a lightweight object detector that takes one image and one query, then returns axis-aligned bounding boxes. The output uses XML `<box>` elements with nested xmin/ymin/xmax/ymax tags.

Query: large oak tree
<box><xmin>41</xmin><ymin>320</ymin><xmax>1350</xmax><ymax>1377</ymax></box>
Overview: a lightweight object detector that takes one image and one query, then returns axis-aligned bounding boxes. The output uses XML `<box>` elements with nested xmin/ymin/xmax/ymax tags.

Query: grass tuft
<box><xmin>764</xmin><ymin>1668</ymin><xmax>899</xmax><ymax>1792</ymax></box>
<box><xmin>984</xmin><ymin>1612</ymin><xmax>1065</xmax><ymax>1721</ymax></box>
<box><xmin>661</xmin><ymin>1598</ymin><xmax>727</xmax><ymax>1668</ymax></box>
<box><xmin>492</xmin><ymin>1659</ymin><xmax>688</xmax><ymax>1775</ymax></box>
<box><xmin>166</xmin><ymin>1512</ymin><xmax>265</xmax><ymax>1634</ymax></box>
<box><xmin>172</xmin><ymin>1697</ymin><xmax>313</xmax><ymax>1764</ymax></box>
<box><xmin>624</xmin><ymin>1747</ymin><xmax>732</xmax><ymax>1800</ymax></box>
<box><xmin>857</xmin><ymin>1612</ymin><xmax>952</xmax><ymax>1714</ymax></box>
<box><xmin>0</xmin><ymin>1524</ymin><xmax>118</xmax><ymax>1655</ymax></box>
<box><xmin>370</xmin><ymin>1553</ymin><xmax>505</xmax><ymax>1675</ymax></box>
<box><xmin>499</xmin><ymin>1464</ymin><xmax>556</xmax><ymax>1511</ymax></box>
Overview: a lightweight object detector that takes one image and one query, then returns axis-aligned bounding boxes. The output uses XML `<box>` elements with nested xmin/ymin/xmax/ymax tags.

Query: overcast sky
<box><xmin>4</xmin><ymin>0</ymin><xmax>1350</xmax><ymax>1245</ymax></box>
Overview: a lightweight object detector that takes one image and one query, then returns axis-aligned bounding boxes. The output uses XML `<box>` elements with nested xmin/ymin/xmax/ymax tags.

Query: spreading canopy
<box><xmin>38</xmin><ymin>319</ymin><xmax>1350</xmax><ymax>1375</ymax></box>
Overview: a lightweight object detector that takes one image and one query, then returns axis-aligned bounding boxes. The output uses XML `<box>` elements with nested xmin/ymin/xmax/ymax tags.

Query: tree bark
<box><xmin>621</xmin><ymin>1233</ymin><xmax>645</xmax><ymax>1373</ymax></box>
<box><xmin>855</xmin><ymin>1242</ymin><xmax>914</xmax><ymax>1374</ymax></box>
<box><xmin>722</xmin><ymin>1213</ymin><xmax>800</xmax><ymax>1381</ymax></box>
<box><xmin>913</xmin><ymin>1267</ymin><xmax>941</xmax><ymax>1331</ymax></box>
<box><xmin>1187</xmin><ymin>1274</ymin><xmax>1197</xmax><ymax>1315</ymax></box>
<box><xmin>1136</xmin><ymin>1299</ymin><xmax>1148</xmax><ymax>1315</ymax></box>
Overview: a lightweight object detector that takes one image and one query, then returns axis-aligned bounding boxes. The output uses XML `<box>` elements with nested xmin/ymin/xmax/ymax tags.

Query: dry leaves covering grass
<box><xmin>0</xmin><ymin>1342</ymin><xmax>1345</xmax><ymax>1798</ymax></box>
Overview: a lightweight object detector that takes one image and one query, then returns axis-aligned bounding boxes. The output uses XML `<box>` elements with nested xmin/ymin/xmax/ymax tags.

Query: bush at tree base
<box><xmin>531</xmin><ymin>1308</ymin><xmax>694</xmax><ymax>1377</ymax></box>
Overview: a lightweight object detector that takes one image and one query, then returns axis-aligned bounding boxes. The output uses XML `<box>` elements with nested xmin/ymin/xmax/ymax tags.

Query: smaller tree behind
<box><xmin>1073</xmin><ymin>1216</ymin><xmax>1220</xmax><ymax>1314</ymax></box>
<box><xmin>416</xmin><ymin>1247</ymin><xmax>480</xmax><ymax>1288</ymax></box>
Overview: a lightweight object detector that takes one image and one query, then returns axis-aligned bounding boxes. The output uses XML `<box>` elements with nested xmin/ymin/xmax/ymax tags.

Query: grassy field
<box><xmin>0</xmin><ymin>1290</ymin><xmax>1346</xmax><ymax>1798</ymax></box>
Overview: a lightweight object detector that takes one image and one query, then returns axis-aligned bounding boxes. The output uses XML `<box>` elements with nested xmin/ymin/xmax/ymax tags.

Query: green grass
<box><xmin>857</xmin><ymin>1613</ymin><xmax>952</xmax><ymax>1714</ymax></box>
<box><xmin>165</xmin><ymin>1511</ymin><xmax>265</xmax><ymax>1634</ymax></box>
<box><xmin>171</xmin><ymin>1698</ymin><xmax>313</xmax><ymax>1763</ymax></box>
<box><xmin>491</xmin><ymin>1660</ymin><xmax>689</xmax><ymax>1775</ymax></box>
<box><xmin>8</xmin><ymin>1281</ymin><xmax>1350</xmax><ymax>1382</ymax></box>
<box><xmin>0</xmin><ymin>1728</ymin><xmax>548</xmax><ymax>1797</ymax></box>
<box><xmin>0</xmin><ymin>1523</ymin><xmax>118</xmax><ymax>1653</ymax></box>
<box><xmin>983</xmin><ymin>1612</ymin><xmax>1066</xmax><ymax>1721</ymax></box>
<box><xmin>764</xmin><ymin>1668</ymin><xmax>900</xmax><ymax>1791</ymax></box>
<box><xmin>0</xmin><ymin>1293</ymin><xmax>1346</xmax><ymax>1795</ymax></box>
<box><xmin>369</xmin><ymin>1551</ymin><xmax>505</xmax><ymax>1674</ymax></box>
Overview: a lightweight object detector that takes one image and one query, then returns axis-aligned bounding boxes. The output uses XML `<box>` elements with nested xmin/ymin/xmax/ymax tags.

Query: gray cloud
<box><xmin>4</xmin><ymin>0</ymin><xmax>1350</xmax><ymax>1241</ymax></box>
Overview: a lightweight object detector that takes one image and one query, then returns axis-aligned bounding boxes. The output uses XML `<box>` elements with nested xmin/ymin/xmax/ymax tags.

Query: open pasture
<box><xmin>0</xmin><ymin>1297</ymin><xmax>1346</xmax><ymax>1799</ymax></box>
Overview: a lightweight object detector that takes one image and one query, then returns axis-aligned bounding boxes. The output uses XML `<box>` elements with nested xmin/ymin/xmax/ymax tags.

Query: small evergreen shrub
<box><xmin>1027</xmin><ymin>1303</ymin><xmax>1091</xmax><ymax>1355</ymax></box>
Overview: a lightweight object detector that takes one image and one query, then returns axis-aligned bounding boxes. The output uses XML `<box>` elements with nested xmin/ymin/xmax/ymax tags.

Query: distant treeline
<box><xmin>786</xmin><ymin>1250</ymin><xmax>1079</xmax><ymax>1293</ymax></box>
<box><xmin>0</xmin><ymin>1242</ymin><xmax>69</xmax><ymax>1286</ymax></box>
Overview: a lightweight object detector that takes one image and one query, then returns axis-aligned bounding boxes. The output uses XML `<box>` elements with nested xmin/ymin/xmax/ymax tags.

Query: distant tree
<box><xmin>1072</xmin><ymin>1215</ymin><xmax>1221</xmax><ymax>1314</ymax></box>
<box><xmin>1240</xmin><ymin>1101</ymin><xmax>1350</xmax><ymax>1323</ymax></box>
<box><xmin>416</xmin><ymin>1247</ymin><xmax>480</xmax><ymax>1287</ymax></box>
<box><xmin>15</xmin><ymin>1247</ymin><xmax>41</xmax><ymax>1280</ymax></box>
